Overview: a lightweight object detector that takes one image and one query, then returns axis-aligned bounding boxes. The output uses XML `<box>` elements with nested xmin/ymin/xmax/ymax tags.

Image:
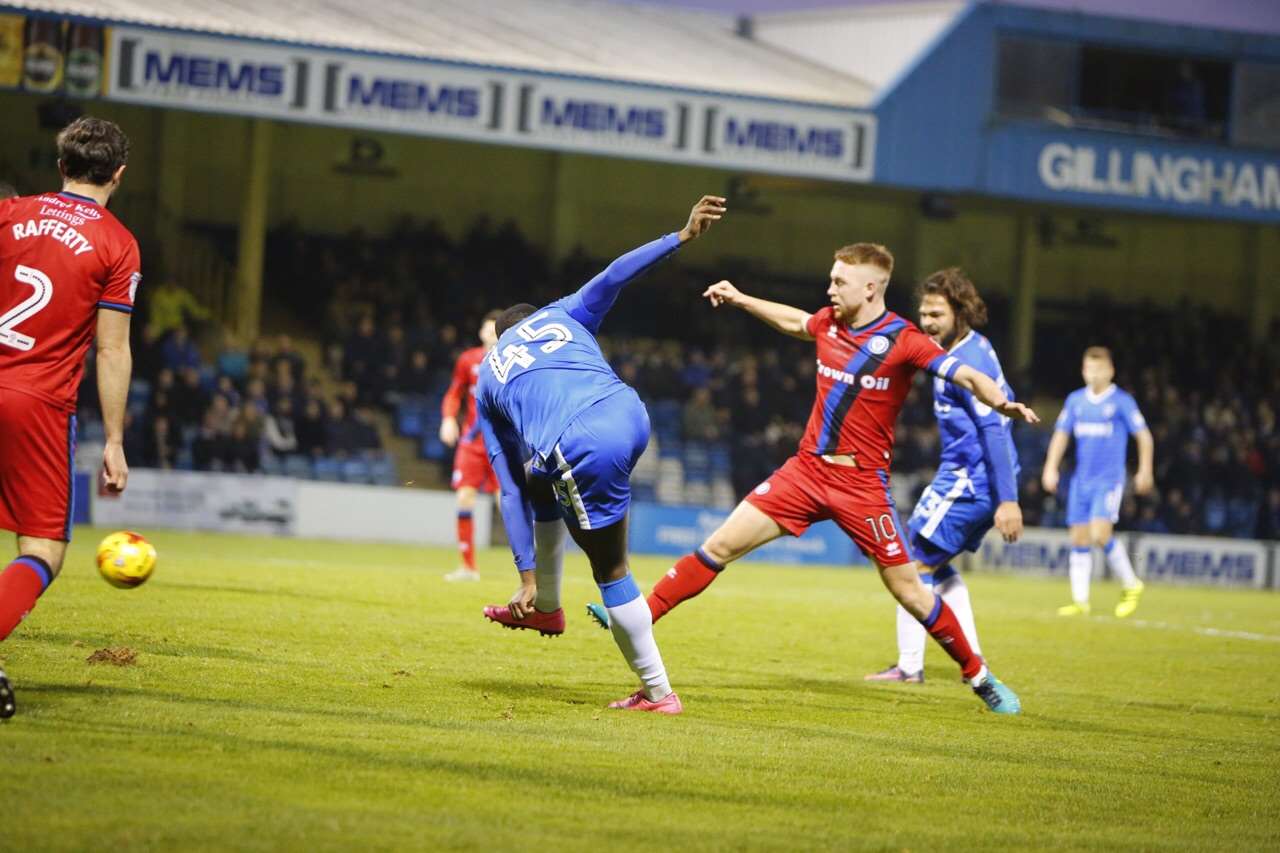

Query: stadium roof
<box><xmin>2</xmin><ymin>0</ymin><xmax>875</xmax><ymax>106</ymax></box>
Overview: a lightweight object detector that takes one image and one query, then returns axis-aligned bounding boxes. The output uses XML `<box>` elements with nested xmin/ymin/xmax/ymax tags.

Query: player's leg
<box><xmin>1060</xmin><ymin>480</ymin><xmax>1095</xmax><ymax>615</ymax></box>
<box><xmin>1093</xmin><ymin>485</ymin><xmax>1143</xmax><ymax>616</ymax></box>
<box><xmin>566</xmin><ymin>516</ymin><xmax>677</xmax><ymax>710</ymax></box>
<box><xmin>0</xmin><ymin>399</ymin><xmax>75</xmax><ymax>719</ymax></box>
<box><xmin>529</xmin><ymin>477</ymin><xmax>567</xmax><ymax>614</ymax></box>
<box><xmin>0</xmin><ymin>399</ymin><xmax>73</xmax><ymax>643</ymax></box>
<box><xmin>644</xmin><ymin>500</ymin><xmax>788</xmax><ymax>623</ymax></box>
<box><xmin>642</xmin><ymin>454</ymin><xmax>817</xmax><ymax>625</ymax></box>
<box><xmin>481</xmin><ymin>475</ymin><xmax>569</xmax><ymax>635</ymax></box>
<box><xmin>562</xmin><ymin>390</ymin><xmax>679</xmax><ymax>710</ymax></box>
<box><xmin>836</xmin><ymin>469</ymin><xmax>1018</xmax><ymax>712</ymax></box>
<box><xmin>444</xmin><ymin>484</ymin><xmax>480</xmax><ymax>581</ymax></box>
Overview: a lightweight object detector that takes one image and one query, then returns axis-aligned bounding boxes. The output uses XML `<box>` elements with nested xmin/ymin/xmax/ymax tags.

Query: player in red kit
<box><xmin>0</xmin><ymin>118</ymin><xmax>138</xmax><ymax>717</ymax></box>
<box><xmin>441</xmin><ymin>310</ymin><xmax>501</xmax><ymax>581</ymax></box>
<box><xmin>590</xmin><ymin>243</ymin><xmax>1037</xmax><ymax>713</ymax></box>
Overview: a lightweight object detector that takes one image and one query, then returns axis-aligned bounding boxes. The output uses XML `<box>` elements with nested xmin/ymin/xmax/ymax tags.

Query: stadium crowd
<box><xmin>88</xmin><ymin>216</ymin><xmax>1280</xmax><ymax>540</ymax></box>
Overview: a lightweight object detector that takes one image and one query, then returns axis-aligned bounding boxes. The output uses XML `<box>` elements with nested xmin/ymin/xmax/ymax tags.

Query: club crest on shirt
<box><xmin>1102</xmin><ymin>404</ymin><xmax>1115</xmax><ymax>417</ymax></box>
<box><xmin>868</xmin><ymin>335</ymin><xmax>890</xmax><ymax>355</ymax></box>
<box><xmin>754</xmin><ymin>481</ymin><xmax>772</xmax><ymax>495</ymax></box>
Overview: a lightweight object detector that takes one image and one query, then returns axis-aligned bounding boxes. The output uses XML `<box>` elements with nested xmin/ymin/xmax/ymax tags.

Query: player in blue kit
<box><xmin>865</xmin><ymin>269</ymin><xmax>1025</xmax><ymax>683</ymax></box>
<box><xmin>475</xmin><ymin>194</ymin><xmax>726</xmax><ymax>715</ymax></box>
<box><xmin>1042</xmin><ymin>347</ymin><xmax>1155</xmax><ymax>617</ymax></box>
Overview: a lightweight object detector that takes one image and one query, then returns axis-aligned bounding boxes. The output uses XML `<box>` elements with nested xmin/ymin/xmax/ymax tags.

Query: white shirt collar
<box><xmin>1085</xmin><ymin>384</ymin><xmax>1117</xmax><ymax>404</ymax></box>
<box><xmin>948</xmin><ymin>329</ymin><xmax>975</xmax><ymax>353</ymax></box>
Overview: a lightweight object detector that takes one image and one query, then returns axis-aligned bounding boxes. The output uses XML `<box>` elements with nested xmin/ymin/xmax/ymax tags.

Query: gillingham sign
<box><xmin>105</xmin><ymin>27</ymin><xmax>875</xmax><ymax>182</ymax></box>
<box><xmin>1039</xmin><ymin>143</ymin><xmax>1280</xmax><ymax>213</ymax></box>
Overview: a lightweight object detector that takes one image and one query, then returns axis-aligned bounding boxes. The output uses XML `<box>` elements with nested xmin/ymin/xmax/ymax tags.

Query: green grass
<box><xmin>2</xmin><ymin>526</ymin><xmax>1278</xmax><ymax>851</ymax></box>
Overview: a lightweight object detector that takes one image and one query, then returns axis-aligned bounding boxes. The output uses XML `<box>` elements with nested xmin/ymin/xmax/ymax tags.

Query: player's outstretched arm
<box><xmin>1042</xmin><ymin>430</ymin><xmax>1070</xmax><ymax>494</ymax></box>
<box><xmin>950</xmin><ymin>365</ymin><xmax>1039</xmax><ymax>425</ymax></box>
<box><xmin>478</xmin><ymin>410</ymin><xmax>536</xmax><ymax>573</ymax></box>
<box><xmin>564</xmin><ymin>195</ymin><xmax>726</xmax><ymax>332</ymax></box>
<box><xmin>1133</xmin><ymin>428</ymin><xmax>1155</xmax><ymax>495</ymax></box>
<box><xmin>702</xmin><ymin>281</ymin><xmax>813</xmax><ymax>340</ymax></box>
<box><xmin>96</xmin><ymin>308</ymin><xmax>132</xmax><ymax>494</ymax></box>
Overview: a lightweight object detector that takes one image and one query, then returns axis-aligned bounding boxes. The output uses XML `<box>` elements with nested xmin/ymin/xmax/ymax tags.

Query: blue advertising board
<box><xmin>627</xmin><ymin>501</ymin><xmax>867</xmax><ymax>567</ymax></box>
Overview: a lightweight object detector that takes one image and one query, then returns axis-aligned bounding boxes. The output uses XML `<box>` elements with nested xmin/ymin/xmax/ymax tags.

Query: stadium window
<box><xmin>1232</xmin><ymin>62</ymin><xmax>1280</xmax><ymax>150</ymax></box>
<box><xmin>1076</xmin><ymin>47</ymin><xmax>1230</xmax><ymax>140</ymax></box>
<box><xmin>995</xmin><ymin>36</ymin><xmax>1079</xmax><ymax>121</ymax></box>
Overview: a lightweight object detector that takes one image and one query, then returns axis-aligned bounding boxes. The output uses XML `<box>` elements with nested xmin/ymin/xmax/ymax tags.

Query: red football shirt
<box><xmin>0</xmin><ymin>191</ymin><xmax>140</xmax><ymax>412</ymax></box>
<box><xmin>800</xmin><ymin>307</ymin><xmax>960</xmax><ymax>467</ymax></box>
<box><xmin>441</xmin><ymin>345</ymin><xmax>487</xmax><ymax>444</ymax></box>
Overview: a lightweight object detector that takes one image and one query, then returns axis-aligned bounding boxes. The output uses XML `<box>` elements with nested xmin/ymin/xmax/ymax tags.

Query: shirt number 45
<box><xmin>487</xmin><ymin>312</ymin><xmax>573</xmax><ymax>384</ymax></box>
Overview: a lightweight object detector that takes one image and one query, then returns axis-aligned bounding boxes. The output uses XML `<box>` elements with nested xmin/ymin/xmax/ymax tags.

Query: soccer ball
<box><xmin>96</xmin><ymin>531</ymin><xmax>157</xmax><ymax>589</ymax></box>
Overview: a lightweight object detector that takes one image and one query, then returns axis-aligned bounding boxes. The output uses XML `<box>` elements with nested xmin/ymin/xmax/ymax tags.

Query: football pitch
<box><xmin>2</xmin><ymin>528</ymin><xmax>1277</xmax><ymax>851</ymax></box>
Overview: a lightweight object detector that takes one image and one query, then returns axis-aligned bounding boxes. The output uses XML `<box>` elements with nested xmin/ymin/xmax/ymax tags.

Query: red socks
<box><xmin>647</xmin><ymin>549</ymin><xmax>723</xmax><ymax>624</ymax></box>
<box><xmin>457</xmin><ymin>511</ymin><xmax>475</xmax><ymax>571</ymax></box>
<box><xmin>922</xmin><ymin>596</ymin><xmax>983</xmax><ymax>680</ymax></box>
<box><xmin>0</xmin><ymin>556</ymin><xmax>53</xmax><ymax>641</ymax></box>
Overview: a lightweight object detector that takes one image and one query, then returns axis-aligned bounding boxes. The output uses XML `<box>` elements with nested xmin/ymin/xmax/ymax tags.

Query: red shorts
<box><xmin>451</xmin><ymin>437</ymin><xmax>497</xmax><ymax>493</ymax></box>
<box><xmin>745</xmin><ymin>451</ymin><xmax>912</xmax><ymax>567</ymax></box>
<box><xmin>0</xmin><ymin>386</ymin><xmax>76</xmax><ymax>541</ymax></box>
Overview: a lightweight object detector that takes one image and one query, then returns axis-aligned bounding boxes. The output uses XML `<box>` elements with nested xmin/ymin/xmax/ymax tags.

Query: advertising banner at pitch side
<box><xmin>92</xmin><ymin>469</ymin><xmax>298</xmax><ymax>536</ymax></box>
<box><xmin>104</xmin><ymin>26</ymin><xmax>875</xmax><ymax>182</ymax></box>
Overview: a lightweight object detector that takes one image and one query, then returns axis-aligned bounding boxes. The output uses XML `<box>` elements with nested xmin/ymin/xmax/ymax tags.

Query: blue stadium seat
<box><xmin>422</xmin><ymin>437</ymin><xmax>448</xmax><ymax>461</ymax></box>
<box><xmin>312</xmin><ymin>457</ymin><xmax>342</xmax><ymax>482</ymax></box>
<box><xmin>340</xmin><ymin>457</ymin><xmax>373</xmax><ymax>484</ymax></box>
<box><xmin>260</xmin><ymin>455</ymin><xmax>283</xmax><ymax>476</ymax></box>
<box><xmin>369</xmin><ymin>455</ymin><xmax>398</xmax><ymax>486</ymax></box>
<box><xmin>397</xmin><ymin>401</ymin><xmax>427</xmax><ymax>438</ymax></box>
<box><xmin>284</xmin><ymin>455</ymin><xmax>313</xmax><ymax>480</ymax></box>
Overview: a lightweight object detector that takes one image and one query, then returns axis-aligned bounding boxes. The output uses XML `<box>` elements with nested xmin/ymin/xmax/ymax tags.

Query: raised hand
<box><xmin>702</xmin><ymin>280</ymin><xmax>742</xmax><ymax>308</ymax></box>
<box><xmin>679</xmin><ymin>195</ymin><xmax>727</xmax><ymax>243</ymax></box>
<box><xmin>996</xmin><ymin>400</ymin><xmax>1040</xmax><ymax>425</ymax></box>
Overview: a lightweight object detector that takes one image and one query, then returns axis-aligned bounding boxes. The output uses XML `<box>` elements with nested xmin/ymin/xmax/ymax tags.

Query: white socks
<box><xmin>895</xmin><ymin>567</ymin><xmax>981</xmax><ymax>674</ymax></box>
<box><xmin>936</xmin><ymin>570</ymin><xmax>981</xmax><ymax>656</ymax></box>
<box><xmin>533</xmin><ymin>520</ymin><xmax>566</xmax><ymax>612</ymax></box>
<box><xmin>1069</xmin><ymin>547</ymin><xmax>1092</xmax><ymax>604</ymax></box>
<box><xmin>600</xmin><ymin>573</ymin><xmax>671</xmax><ymax>700</ymax></box>
<box><xmin>1104</xmin><ymin>539</ymin><xmax>1139</xmax><ymax>589</ymax></box>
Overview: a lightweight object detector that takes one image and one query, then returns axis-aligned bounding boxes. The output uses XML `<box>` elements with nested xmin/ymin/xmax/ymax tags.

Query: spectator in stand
<box><xmin>325</xmin><ymin>400</ymin><xmax>363</xmax><ymax>457</ymax></box>
<box><xmin>264</xmin><ymin>398</ymin><xmax>299</xmax><ymax>459</ymax></box>
<box><xmin>400</xmin><ymin>350</ymin><xmax>432</xmax><ymax>394</ymax></box>
<box><xmin>244</xmin><ymin>378</ymin><xmax>270</xmax><ymax>416</ymax></box>
<box><xmin>146</xmin><ymin>280</ymin><xmax>210</xmax><ymax>338</ymax></box>
<box><xmin>296</xmin><ymin>398</ymin><xmax>328</xmax><ymax>458</ymax></box>
<box><xmin>272</xmin><ymin>334</ymin><xmax>306</xmax><ymax>383</ymax></box>
<box><xmin>682</xmin><ymin>386</ymin><xmax>720</xmax><ymax>442</ymax></box>
<box><xmin>171</xmin><ymin>366</ymin><xmax>207</xmax><ymax>430</ymax></box>
<box><xmin>146</xmin><ymin>415</ymin><xmax>177</xmax><ymax>470</ymax></box>
<box><xmin>342</xmin><ymin>314</ymin><xmax>383</xmax><ymax>386</ymax></box>
<box><xmin>216</xmin><ymin>330</ymin><xmax>250</xmax><ymax>382</ymax></box>
<box><xmin>162</xmin><ymin>325</ymin><xmax>203</xmax><ymax>374</ymax></box>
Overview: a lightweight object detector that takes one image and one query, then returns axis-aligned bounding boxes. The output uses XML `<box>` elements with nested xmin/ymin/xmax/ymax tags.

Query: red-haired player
<box><xmin>441</xmin><ymin>311</ymin><xmax>500</xmax><ymax>581</ymax></box>
<box><xmin>0</xmin><ymin>118</ymin><xmax>139</xmax><ymax>717</ymax></box>
<box><xmin>590</xmin><ymin>243</ymin><xmax>1038</xmax><ymax>714</ymax></box>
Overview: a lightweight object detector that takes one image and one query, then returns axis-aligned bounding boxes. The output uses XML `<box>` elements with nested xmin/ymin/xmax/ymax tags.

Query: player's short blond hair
<box><xmin>834</xmin><ymin>243</ymin><xmax>894</xmax><ymax>276</ymax></box>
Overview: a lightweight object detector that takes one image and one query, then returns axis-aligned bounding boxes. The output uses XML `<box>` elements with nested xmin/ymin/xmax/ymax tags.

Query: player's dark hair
<box><xmin>918</xmin><ymin>267</ymin><xmax>988</xmax><ymax>329</ymax></box>
<box><xmin>0</xmin><ymin>181</ymin><xmax>16</xmax><ymax>200</ymax></box>
<box><xmin>1083</xmin><ymin>346</ymin><xmax>1112</xmax><ymax>363</ymax></box>
<box><xmin>496</xmin><ymin>303</ymin><xmax>537</xmax><ymax>337</ymax></box>
<box><xmin>56</xmin><ymin>117</ymin><xmax>130</xmax><ymax>186</ymax></box>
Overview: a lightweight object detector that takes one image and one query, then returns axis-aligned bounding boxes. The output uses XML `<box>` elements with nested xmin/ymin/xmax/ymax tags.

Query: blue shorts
<box><xmin>907</xmin><ymin>468</ymin><xmax>995</xmax><ymax>566</ymax></box>
<box><xmin>1066</xmin><ymin>478</ymin><xmax>1124</xmax><ymax>526</ymax></box>
<box><xmin>536</xmin><ymin>387</ymin><xmax>649</xmax><ymax>530</ymax></box>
